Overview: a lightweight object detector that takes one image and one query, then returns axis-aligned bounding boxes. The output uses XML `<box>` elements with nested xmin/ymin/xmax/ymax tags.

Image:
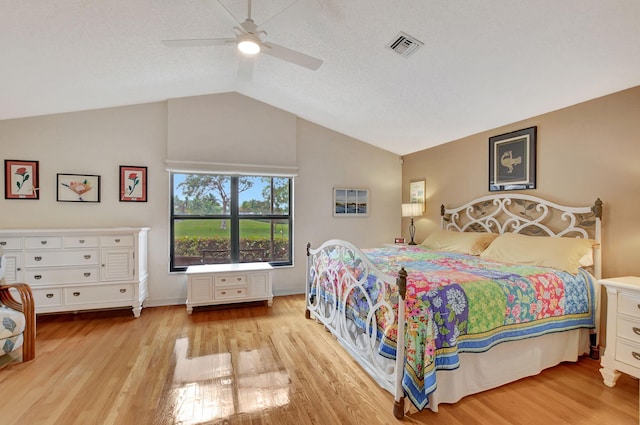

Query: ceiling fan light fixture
<box><xmin>237</xmin><ymin>36</ymin><xmax>260</xmax><ymax>55</ymax></box>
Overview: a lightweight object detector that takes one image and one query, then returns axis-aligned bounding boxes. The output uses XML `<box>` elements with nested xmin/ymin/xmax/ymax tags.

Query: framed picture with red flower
<box><xmin>4</xmin><ymin>159</ymin><xmax>39</xmax><ymax>200</ymax></box>
<box><xmin>119</xmin><ymin>166</ymin><xmax>147</xmax><ymax>202</ymax></box>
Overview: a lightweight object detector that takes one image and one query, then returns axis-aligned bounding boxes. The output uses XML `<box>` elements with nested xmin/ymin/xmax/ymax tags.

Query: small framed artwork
<box><xmin>57</xmin><ymin>174</ymin><xmax>100</xmax><ymax>202</ymax></box>
<box><xmin>489</xmin><ymin>126</ymin><xmax>537</xmax><ymax>191</ymax></box>
<box><xmin>119</xmin><ymin>166</ymin><xmax>147</xmax><ymax>202</ymax></box>
<box><xmin>4</xmin><ymin>159</ymin><xmax>39</xmax><ymax>200</ymax></box>
<box><xmin>333</xmin><ymin>188</ymin><xmax>369</xmax><ymax>217</ymax></box>
<box><xmin>409</xmin><ymin>179</ymin><xmax>426</xmax><ymax>212</ymax></box>
<box><xmin>394</xmin><ymin>237</ymin><xmax>406</xmax><ymax>244</ymax></box>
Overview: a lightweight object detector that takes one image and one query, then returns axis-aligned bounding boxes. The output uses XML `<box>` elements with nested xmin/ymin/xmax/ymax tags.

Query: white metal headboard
<box><xmin>440</xmin><ymin>194</ymin><xmax>603</xmax><ymax>278</ymax></box>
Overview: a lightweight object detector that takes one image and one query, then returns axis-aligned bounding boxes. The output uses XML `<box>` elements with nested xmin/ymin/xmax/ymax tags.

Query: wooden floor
<box><xmin>0</xmin><ymin>294</ymin><xmax>637</xmax><ymax>425</ymax></box>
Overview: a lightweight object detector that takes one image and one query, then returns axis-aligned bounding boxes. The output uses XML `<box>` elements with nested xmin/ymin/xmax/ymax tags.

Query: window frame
<box><xmin>170</xmin><ymin>173</ymin><xmax>293</xmax><ymax>272</ymax></box>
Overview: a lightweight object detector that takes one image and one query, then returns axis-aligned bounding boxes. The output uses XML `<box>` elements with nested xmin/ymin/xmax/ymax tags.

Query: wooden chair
<box><xmin>0</xmin><ymin>282</ymin><xmax>35</xmax><ymax>362</ymax></box>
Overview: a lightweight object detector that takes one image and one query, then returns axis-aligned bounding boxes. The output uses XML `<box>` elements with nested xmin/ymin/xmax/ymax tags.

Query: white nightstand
<box><xmin>600</xmin><ymin>276</ymin><xmax>640</xmax><ymax>388</ymax></box>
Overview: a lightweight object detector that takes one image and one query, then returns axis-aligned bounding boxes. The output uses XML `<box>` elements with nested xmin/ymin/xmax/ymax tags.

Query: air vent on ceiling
<box><xmin>386</xmin><ymin>32</ymin><xmax>423</xmax><ymax>57</ymax></box>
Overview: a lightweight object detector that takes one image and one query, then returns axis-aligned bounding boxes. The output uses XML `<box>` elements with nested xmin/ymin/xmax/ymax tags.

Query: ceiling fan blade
<box><xmin>261</xmin><ymin>42</ymin><xmax>323</xmax><ymax>70</ymax></box>
<box><xmin>162</xmin><ymin>38</ymin><xmax>235</xmax><ymax>47</ymax></box>
<box><xmin>237</xmin><ymin>55</ymin><xmax>255</xmax><ymax>82</ymax></box>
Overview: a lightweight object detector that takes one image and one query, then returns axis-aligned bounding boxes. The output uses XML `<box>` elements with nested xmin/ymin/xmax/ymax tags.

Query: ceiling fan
<box><xmin>162</xmin><ymin>0</ymin><xmax>323</xmax><ymax>77</ymax></box>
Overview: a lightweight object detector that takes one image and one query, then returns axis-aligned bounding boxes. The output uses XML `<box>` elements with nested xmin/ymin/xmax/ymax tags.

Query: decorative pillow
<box><xmin>479</xmin><ymin>232</ymin><xmax>597</xmax><ymax>274</ymax></box>
<box><xmin>421</xmin><ymin>230</ymin><xmax>499</xmax><ymax>256</ymax></box>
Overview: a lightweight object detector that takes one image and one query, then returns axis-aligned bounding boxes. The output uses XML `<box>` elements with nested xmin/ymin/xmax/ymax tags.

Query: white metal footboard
<box><xmin>305</xmin><ymin>239</ymin><xmax>408</xmax><ymax>419</ymax></box>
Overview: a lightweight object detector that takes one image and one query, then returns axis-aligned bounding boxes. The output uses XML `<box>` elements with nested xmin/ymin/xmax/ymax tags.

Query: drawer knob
<box><xmin>633</xmin><ymin>352</ymin><xmax>640</xmax><ymax>361</ymax></box>
<box><xmin>84</xmin><ymin>272</ymin><xmax>91</xmax><ymax>277</ymax></box>
<box><xmin>79</xmin><ymin>239</ymin><xmax>85</xmax><ymax>243</ymax></box>
<box><xmin>119</xmin><ymin>289</ymin><xmax>127</xmax><ymax>293</ymax></box>
<box><xmin>237</xmin><ymin>290</ymin><xmax>242</xmax><ymax>294</ymax></box>
<box><xmin>115</xmin><ymin>239</ymin><xmax>121</xmax><ymax>243</ymax></box>
<box><xmin>221</xmin><ymin>278</ymin><xmax>226</xmax><ymax>282</ymax></box>
<box><xmin>34</xmin><ymin>256</ymin><xmax>42</xmax><ymax>261</ymax></box>
<box><xmin>46</xmin><ymin>293</ymin><xmax>54</xmax><ymax>298</ymax></box>
<box><xmin>73</xmin><ymin>292</ymin><xmax>80</xmax><ymax>297</ymax></box>
<box><xmin>0</xmin><ymin>241</ymin><xmax>6</xmax><ymax>246</ymax></box>
<box><xmin>34</xmin><ymin>275</ymin><xmax>42</xmax><ymax>280</ymax></box>
<box><xmin>84</xmin><ymin>255</ymin><xmax>91</xmax><ymax>260</ymax></box>
<box><xmin>236</xmin><ymin>277</ymin><xmax>241</xmax><ymax>281</ymax></box>
<box><xmin>221</xmin><ymin>291</ymin><xmax>226</xmax><ymax>295</ymax></box>
<box><xmin>40</xmin><ymin>240</ymin><xmax>47</xmax><ymax>245</ymax></box>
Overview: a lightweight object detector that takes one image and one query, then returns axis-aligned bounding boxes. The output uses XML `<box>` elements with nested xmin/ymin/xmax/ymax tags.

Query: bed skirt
<box><xmin>422</xmin><ymin>328</ymin><xmax>590</xmax><ymax>412</ymax></box>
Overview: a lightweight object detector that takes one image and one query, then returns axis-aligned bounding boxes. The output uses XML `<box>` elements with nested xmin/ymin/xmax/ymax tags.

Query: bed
<box><xmin>305</xmin><ymin>194</ymin><xmax>603</xmax><ymax>419</ymax></box>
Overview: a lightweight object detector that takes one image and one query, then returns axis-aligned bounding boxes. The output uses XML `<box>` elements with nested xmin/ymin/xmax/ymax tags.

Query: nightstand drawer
<box><xmin>617</xmin><ymin>316</ymin><xmax>640</xmax><ymax>343</ymax></box>
<box><xmin>618</xmin><ymin>293</ymin><xmax>640</xmax><ymax>318</ymax></box>
<box><xmin>616</xmin><ymin>339</ymin><xmax>640</xmax><ymax>369</ymax></box>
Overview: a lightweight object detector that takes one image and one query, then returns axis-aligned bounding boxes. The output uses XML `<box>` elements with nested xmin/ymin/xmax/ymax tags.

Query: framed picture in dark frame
<box><xmin>489</xmin><ymin>126</ymin><xmax>537</xmax><ymax>191</ymax></box>
<box><xmin>57</xmin><ymin>173</ymin><xmax>101</xmax><ymax>202</ymax></box>
<box><xmin>119</xmin><ymin>165</ymin><xmax>147</xmax><ymax>202</ymax></box>
<box><xmin>4</xmin><ymin>159</ymin><xmax>39</xmax><ymax>200</ymax></box>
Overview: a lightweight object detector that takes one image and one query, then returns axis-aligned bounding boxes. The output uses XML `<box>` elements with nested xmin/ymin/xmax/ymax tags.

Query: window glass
<box><xmin>173</xmin><ymin>174</ymin><xmax>231</xmax><ymax>215</ymax></box>
<box><xmin>170</xmin><ymin>173</ymin><xmax>292</xmax><ymax>271</ymax></box>
<box><xmin>239</xmin><ymin>218</ymin><xmax>290</xmax><ymax>263</ymax></box>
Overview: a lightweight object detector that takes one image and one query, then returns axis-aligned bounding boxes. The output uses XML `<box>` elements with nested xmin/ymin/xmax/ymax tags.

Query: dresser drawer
<box><xmin>100</xmin><ymin>235</ymin><xmax>134</xmax><ymax>247</ymax></box>
<box><xmin>0</xmin><ymin>237</ymin><xmax>23</xmax><ymax>250</ymax></box>
<box><xmin>32</xmin><ymin>288</ymin><xmax>63</xmax><ymax>307</ymax></box>
<box><xmin>26</xmin><ymin>267</ymin><xmax>100</xmax><ymax>286</ymax></box>
<box><xmin>618</xmin><ymin>293</ymin><xmax>640</xmax><ymax>318</ymax></box>
<box><xmin>215</xmin><ymin>286</ymin><xmax>247</xmax><ymax>300</ymax></box>
<box><xmin>64</xmin><ymin>285</ymin><xmax>134</xmax><ymax>305</ymax></box>
<box><xmin>215</xmin><ymin>274</ymin><xmax>247</xmax><ymax>286</ymax></box>
<box><xmin>64</xmin><ymin>235</ymin><xmax>99</xmax><ymax>248</ymax></box>
<box><xmin>25</xmin><ymin>250</ymin><xmax>99</xmax><ymax>267</ymax></box>
<box><xmin>24</xmin><ymin>236</ymin><xmax>63</xmax><ymax>250</ymax></box>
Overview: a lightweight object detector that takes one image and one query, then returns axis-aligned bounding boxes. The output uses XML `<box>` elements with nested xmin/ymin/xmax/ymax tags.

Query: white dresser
<box><xmin>0</xmin><ymin>227</ymin><xmax>149</xmax><ymax>317</ymax></box>
<box><xmin>185</xmin><ymin>262</ymin><xmax>273</xmax><ymax>314</ymax></box>
<box><xmin>600</xmin><ymin>276</ymin><xmax>640</xmax><ymax>387</ymax></box>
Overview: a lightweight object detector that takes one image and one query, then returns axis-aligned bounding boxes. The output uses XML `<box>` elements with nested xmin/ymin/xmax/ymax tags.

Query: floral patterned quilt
<box><xmin>356</xmin><ymin>245</ymin><xmax>596</xmax><ymax>410</ymax></box>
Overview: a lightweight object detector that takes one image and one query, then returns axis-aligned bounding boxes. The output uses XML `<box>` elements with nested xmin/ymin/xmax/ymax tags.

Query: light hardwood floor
<box><xmin>0</xmin><ymin>295</ymin><xmax>637</xmax><ymax>425</ymax></box>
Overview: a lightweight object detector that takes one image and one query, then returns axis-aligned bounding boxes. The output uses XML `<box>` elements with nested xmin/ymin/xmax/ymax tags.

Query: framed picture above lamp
<box><xmin>409</xmin><ymin>179</ymin><xmax>426</xmax><ymax>212</ymax></box>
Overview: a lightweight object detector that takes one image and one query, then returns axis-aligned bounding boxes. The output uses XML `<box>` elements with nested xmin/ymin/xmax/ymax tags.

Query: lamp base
<box><xmin>408</xmin><ymin>219</ymin><xmax>417</xmax><ymax>246</ymax></box>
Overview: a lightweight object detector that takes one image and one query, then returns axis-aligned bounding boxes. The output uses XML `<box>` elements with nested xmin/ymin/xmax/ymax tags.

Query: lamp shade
<box><xmin>401</xmin><ymin>203</ymin><xmax>423</xmax><ymax>217</ymax></box>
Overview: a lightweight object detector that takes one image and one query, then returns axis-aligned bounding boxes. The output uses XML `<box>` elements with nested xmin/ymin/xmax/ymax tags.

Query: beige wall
<box><xmin>0</xmin><ymin>93</ymin><xmax>401</xmax><ymax>305</ymax></box>
<box><xmin>401</xmin><ymin>85</ymin><xmax>640</xmax><ymax>279</ymax></box>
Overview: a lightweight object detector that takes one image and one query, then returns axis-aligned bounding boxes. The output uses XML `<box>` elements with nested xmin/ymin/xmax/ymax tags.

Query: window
<box><xmin>170</xmin><ymin>173</ymin><xmax>292</xmax><ymax>272</ymax></box>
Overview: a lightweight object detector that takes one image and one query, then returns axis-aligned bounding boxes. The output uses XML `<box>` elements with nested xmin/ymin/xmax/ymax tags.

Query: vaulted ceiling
<box><xmin>2</xmin><ymin>0</ymin><xmax>640</xmax><ymax>155</ymax></box>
